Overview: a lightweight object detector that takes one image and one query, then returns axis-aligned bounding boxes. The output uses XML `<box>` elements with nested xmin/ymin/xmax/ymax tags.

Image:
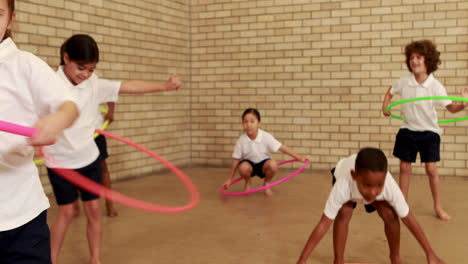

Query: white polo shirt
<box><xmin>0</xmin><ymin>38</ymin><xmax>76</xmax><ymax>231</ymax></box>
<box><xmin>232</xmin><ymin>129</ymin><xmax>282</xmax><ymax>163</ymax></box>
<box><xmin>390</xmin><ymin>74</ymin><xmax>451</xmax><ymax>135</ymax></box>
<box><xmin>324</xmin><ymin>154</ymin><xmax>409</xmax><ymax>220</ymax></box>
<box><xmin>44</xmin><ymin>67</ymin><xmax>121</xmax><ymax>169</ymax></box>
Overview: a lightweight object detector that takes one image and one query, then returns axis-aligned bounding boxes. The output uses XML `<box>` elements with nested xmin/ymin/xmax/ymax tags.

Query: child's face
<box><xmin>0</xmin><ymin>0</ymin><xmax>14</xmax><ymax>41</ymax></box>
<box><xmin>242</xmin><ymin>113</ymin><xmax>260</xmax><ymax>138</ymax></box>
<box><xmin>63</xmin><ymin>53</ymin><xmax>97</xmax><ymax>85</ymax></box>
<box><xmin>351</xmin><ymin>169</ymin><xmax>386</xmax><ymax>203</ymax></box>
<box><xmin>409</xmin><ymin>52</ymin><xmax>427</xmax><ymax>75</ymax></box>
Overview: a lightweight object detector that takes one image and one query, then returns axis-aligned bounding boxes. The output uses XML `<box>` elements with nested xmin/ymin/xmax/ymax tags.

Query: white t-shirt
<box><xmin>390</xmin><ymin>74</ymin><xmax>451</xmax><ymax>135</ymax></box>
<box><xmin>44</xmin><ymin>67</ymin><xmax>121</xmax><ymax>169</ymax></box>
<box><xmin>0</xmin><ymin>38</ymin><xmax>76</xmax><ymax>231</ymax></box>
<box><xmin>324</xmin><ymin>154</ymin><xmax>409</xmax><ymax>220</ymax></box>
<box><xmin>232</xmin><ymin>129</ymin><xmax>282</xmax><ymax>163</ymax></box>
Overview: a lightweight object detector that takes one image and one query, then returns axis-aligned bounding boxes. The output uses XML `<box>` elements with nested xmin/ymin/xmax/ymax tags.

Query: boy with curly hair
<box><xmin>382</xmin><ymin>39</ymin><xmax>468</xmax><ymax>221</ymax></box>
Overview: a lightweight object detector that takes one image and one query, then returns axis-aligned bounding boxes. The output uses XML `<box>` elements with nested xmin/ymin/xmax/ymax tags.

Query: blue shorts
<box><xmin>0</xmin><ymin>210</ymin><xmax>51</xmax><ymax>264</ymax></box>
<box><xmin>331</xmin><ymin>168</ymin><xmax>376</xmax><ymax>213</ymax></box>
<box><xmin>95</xmin><ymin>135</ymin><xmax>109</xmax><ymax>161</ymax></box>
<box><xmin>47</xmin><ymin>158</ymin><xmax>102</xmax><ymax>205</ymax></box>
<box><xmin>239</xmin><ymin>159</ymin><xmax>270</xmax><ymax>179</ymax></box>
<box><xmin>393</xmin><ymin>128</ymin><xmax>440</xmax><ymax>163</ymax></box>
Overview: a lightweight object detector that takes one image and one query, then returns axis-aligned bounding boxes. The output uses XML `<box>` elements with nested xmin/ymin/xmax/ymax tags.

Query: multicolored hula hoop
<box><xmin>221</xmin><ymin>159</ymin><xmax>308</xmax><ymax>196</ymax></box>
<box><xmin>386</xmin><ymin>96</ymin><xmax>468</xmax><ymax>124</ymax></box>
<box><xmin>0</xmin><ymin>120</ymin><xmax>200</xmax><ymax>214</ymax></box>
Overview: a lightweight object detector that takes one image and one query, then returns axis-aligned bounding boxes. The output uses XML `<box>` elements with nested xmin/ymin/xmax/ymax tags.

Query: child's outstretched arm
<box><xmin>224</xmin><ymin>159</ymin><xmax>240</xmax><ymax>186</ymax></box>
<box><xmin>445</xmin><ymin>87</ymin><xmax>468</xmax><ymax>113</ymax></box>
<box><xmin>382</xmin><ymin>86</ymin><xmax>393</xmax><ymax>116</ymax></box>
<box><xmin>30</xmin><ymin>101</ymin><xmax>79</xmax><ymax>146</ymax></box>
<box><xmin>297</xmin><ymin>214</ymin><xmax>333</xmax><ymax>264</ymax></box>
<box><xmin>279</xmin><ymin>145</ymin><xmax>306</xmax><ymax>162</ymax></box>
<box><xmin>104</xmin><ymin>102</ymin><xmax>115</xmax><ymax>124</ymax></box>
<box><xmin>119</xmin><ymin>74</ymin><xmax>182</xmax><ymax>94</ymax></box>
<box><xmin>401</xmin><ymin>212</ymin><xmax>445</xmax><ymax>264</ymax></box>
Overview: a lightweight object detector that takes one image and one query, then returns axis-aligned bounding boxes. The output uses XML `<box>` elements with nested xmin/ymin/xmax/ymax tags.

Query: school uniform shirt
<box><xmin>324</xmin><ymin>154</ymin><xmax>409</xmax><ymax>220</ymax></box>
<box><xmin>390</xmin><ymin>73</ymin><xmax>451</xmax><ymax>135</ymax></box>
<box><xmin>232</xmin><ymin>129</ymin><xmax>282</xmax><ymax>163</ymax></box>
<box><xmin>44</xmin><ymin>66</ymin><xmax>121</xmax><ymax>169</ymax></box>
<box><xmin>0</xmin><ymin>38</ymin><xmax>76</xmax><ymax>231</ymax></box>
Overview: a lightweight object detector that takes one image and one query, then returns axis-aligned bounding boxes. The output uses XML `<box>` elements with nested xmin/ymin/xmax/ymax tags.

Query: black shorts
<box><xmin>331</xmin><ymin>168</ymin><xmax>376</xmax><ymax>213</ymax></box>
<box><xmin>47</xmin><ymin>158</ymin><xmax>102</xmax><ymax>205</ymax></box>
<box><xmin>0</xmin><ymin>210</ymin><xmax>51</xmax><ymax>264</ymax></box>
<box><xmin>95</xmin><ymin>135</ymin><xmax>109</xmax><ymax>161</ymax></box>
<box><xmin>393</xmin><ymin>128</ymin><xmax>440</xmax><ymax>163</ymax></box>
<box><xmin>239</xmin><ymin>159</ymin><xmax>270</xmax><ymax>179</ymax></box>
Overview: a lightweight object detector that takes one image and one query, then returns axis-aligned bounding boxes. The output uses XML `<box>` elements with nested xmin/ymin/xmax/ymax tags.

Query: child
<box><xmin>0</xmin><ymin>1</ymin><xmax>79</xmax><ymax>263</ymax></box>
<box><xmin>382</xmin><ymin>39</ymin><xmax>468</xmax><ymax>221</ymax></box>
<box><xmin>45</xmin><ymin>34</ymin><xmax>181</xmax><ymax>264</ymax></box>
<box><xmin>223</xmin><ymin>108</ymin><xmax>306</xmax><ymax>196</ymax></box>
<box><xmin>297</xmin><ymin>148</ymin><xmax>444</xmax><ymax>264</ymax></box>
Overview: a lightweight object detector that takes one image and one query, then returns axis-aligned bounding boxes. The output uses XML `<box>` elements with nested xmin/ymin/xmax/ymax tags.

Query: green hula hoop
<box><xmin>386</xmin><ymin>96</ymin><xmax>468</xmax><ymax>124</ymax></box>
<box><xmin>34</xmin><ymin>107</ymin><xmax>110</xmax><ymax>165</ymax></box>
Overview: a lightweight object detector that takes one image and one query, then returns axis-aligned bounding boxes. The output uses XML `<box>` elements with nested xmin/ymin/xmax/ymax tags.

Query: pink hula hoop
<box><xmin>221</xmin><ymin>159</ymin><xmax>308</xmax><ymax>196</ymax></box>
<box><xmin>0</xmin><ymin>120</ymin><xmax>200</xmax><ymax>214</ymax></box>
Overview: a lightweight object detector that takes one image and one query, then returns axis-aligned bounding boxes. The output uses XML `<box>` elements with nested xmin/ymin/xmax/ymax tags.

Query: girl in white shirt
<box><xmin>224</xmin><ymin>108</ymin><xmax>306</xmax><ymax>196</ymax></box>
<box><xmin>0</xmin><ymin>1</ymin><xmax>78</xmax><ymax>263</ymax></box>
<box><xmin>46</xmin><ymin>34</ymin><xmax>181</xmax><ymax>264</ymax></box>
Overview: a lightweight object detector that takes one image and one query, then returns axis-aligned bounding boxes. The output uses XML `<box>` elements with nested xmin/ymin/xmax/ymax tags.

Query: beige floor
<box><xmin>47</xmin><ymin>167</ymin><xmax>468</xmax><ymax>264</ymax></box>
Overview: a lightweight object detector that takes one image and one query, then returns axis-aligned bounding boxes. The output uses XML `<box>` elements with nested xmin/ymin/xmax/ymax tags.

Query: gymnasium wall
<box><xmin>13</xmin><ymin>0</ymin><xmax>191</xmax><ymax>191</ymax></box>
<box><xmin>12</xmin><ymin>0</ymin><xmax>468</xmax><ymax>186</ymax></box>
<box><xmin>190</xmin><ymin>0</ymin><xmax>468</xmax><ymax>177</ymax></box>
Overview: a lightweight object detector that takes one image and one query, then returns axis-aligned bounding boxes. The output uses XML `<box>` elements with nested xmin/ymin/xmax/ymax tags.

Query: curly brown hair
<box><xmin>405</xmin><ymin>40</ymin><xmax>441</xmax><ymax>74</ymax></box>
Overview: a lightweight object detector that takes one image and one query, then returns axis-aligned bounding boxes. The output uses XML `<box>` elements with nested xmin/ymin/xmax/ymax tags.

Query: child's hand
<box><xmin>298</xmin><ymin>156</ymin><xmax>307</xmax><ymax>163</ymax></box>
<box><xmin>165</xmin><ymin>74</ymin><xmax>182</xmax><ymax>91</ymax></box>
<box><xmin>223</xmin><ymin>179</ymin><xmax>232</xmax><ymax>187</ymax></box>
<box><xmin>382</xmin><ymin>106</ymin><xmax>391</xmax><ymax>116</ymax></box>
<box><xmin>29</xmin><ymin>115</ymin><xmax>62</xmax><ymax>146</ymax></box>
<box><xmin>427</xmin><ymin>253</ymin><xmax>444</xmax><ymax>264</ymax></box>
<box><xmin>461</xmin><ymin>87</ymin><xmax>468</xmax><ymax>98</ymax></box>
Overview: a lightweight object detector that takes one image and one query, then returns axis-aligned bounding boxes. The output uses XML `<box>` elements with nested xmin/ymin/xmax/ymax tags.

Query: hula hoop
<box><xmin>386</xmin><ymin>96</ymin><xmax>468</xmax><ymax>124</ymax></box>
<box><xmin>221</xmin><ymin>159</ymin><xmax>308</xmax><ymax>196</ymax></box>
<box><xmin>0</xmin><ymin>120</ymin><xmax>200</xmax><ymax>214</ymax></box>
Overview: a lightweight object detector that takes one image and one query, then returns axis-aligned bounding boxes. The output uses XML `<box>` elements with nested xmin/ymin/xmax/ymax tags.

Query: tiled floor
<box><xmin>48</xmin><ymin>166</ymin><xmax>468</xmax><ymax>263</ymax></box>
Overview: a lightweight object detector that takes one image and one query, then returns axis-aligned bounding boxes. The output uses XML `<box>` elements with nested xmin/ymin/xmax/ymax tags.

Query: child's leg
<box><xmin>425</xmin><ymin>162</ymin><xmax>451</xmax><ymax>221</ymax></box>
<box><xmin>83</xmin><ymin>199</ymin><xmax>102</xmax><ymax>264</ymax></box>
<box><xmin>238</xmin><ymin>162</ymin><xmax>253</xmax><ymax>191</ymax></box>
<box><xmin>262</xmin><ymin>159</ymin><xmax>278</xmax><ymax>196</ymax></box>
<box><xmin>100</xmin><ymin>159</ymin><xmax>118</xmax><ymax>217</ymax></box>
<box><xmin>50</xmin><ymin>203</ymin><xmax>76</xmax><ymax>264</ymax></box>
<box><xmin>399</xmin><ymin>160</ymin><xmax>412</xmax><ymax>199</ymax></box>
<box><xmin>373</xmin><ymin>201</ymin><xmax>401</xmax><ymax>264</ymax></box>
<box><xmin>332</xmin><ymin>202</ymin><xmax>354</xmax><ymax>264</ymax></box>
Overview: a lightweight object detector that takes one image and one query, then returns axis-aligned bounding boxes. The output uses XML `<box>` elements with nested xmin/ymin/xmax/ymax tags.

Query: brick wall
<box><xmin>11</xmin><ymin>0</ymin><xmax>468</xmax><ymax>183</ymax></box>
<box><xmin>191</xmin><ymin>0</ymin><xmax>468</xmax><ymax>177</ymax></box>
<box><xmin>14</xmin><ymin>0</ymin><xmax>191</xmax><ymax>191</ymax></box>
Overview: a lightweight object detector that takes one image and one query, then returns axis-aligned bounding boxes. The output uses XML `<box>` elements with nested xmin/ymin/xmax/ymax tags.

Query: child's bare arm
<box><xmin>297</xmin><ymin>214</ymin><xmax>333</xmax><ymax>264</ymax></box>
<box><xmin>279</xmin><ymin>145</ymin><xmax>306</xmax><ymax>162</ymax></box>
<box><xmin>445</xmin><ymin>87</ymin><xmax>468</xmax><ymax>113</ymax></box>
<box><xmin>224</xmin><ymin>159</ymin><xmax>240</xmax><ymax>186</ymax></box>
<box><xmin>104</xmin><ymin>102</ymin><xmax>115</xmax><ymax>124</ymax></box>
<box><xmin>30</xmin><ymin>101</ymin><xmax>78</xmax><ymax>146</ymax></box>
<box><xmin>401</xmin><ymin>212</ymin><xmax>445</xmax><ymax>264</ymax></box>
<box><xmin>382</xmin><ymin>86</ymin><xmax>393</xmax><ymax>116</ymax></box>
<box><xmin>119</xmin><ymin>74</ymin><xmax>182</xmax><ymax>94</ymax></box>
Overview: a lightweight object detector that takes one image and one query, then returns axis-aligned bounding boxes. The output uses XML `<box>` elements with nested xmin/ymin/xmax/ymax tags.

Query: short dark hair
<box><xmin>405</xmin><ymin>39</ymin><xmax>441</xmax><ymax>74</ymax></box>
<box><xmin>242</xmin><ymin>108</ymin><xmax>261</xmax><ymax>121</ymax></box>
<box><xmin>60</xmin><ymin>34</ymin><xmax>99</xmax><ymax>65</ymax></box>
<box><xmin>355</xmin><ymin>147</ymin><xmax>388</xmax><ymax>174</ymax></box>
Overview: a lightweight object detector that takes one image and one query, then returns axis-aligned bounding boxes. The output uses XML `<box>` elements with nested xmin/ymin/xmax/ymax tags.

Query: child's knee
<box><xmin>238</xmin><ymin>163</ymin><xmax>252</xmax><ymax>177</ymax></box>
<box><xmin>264</xmin><ymin>160</ymin><xmax>278</xmax><ymax>173</ymax></box>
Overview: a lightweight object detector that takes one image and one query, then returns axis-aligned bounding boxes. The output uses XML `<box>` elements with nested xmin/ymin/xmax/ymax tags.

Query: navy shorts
<box><xmin>47</xmin><ymin>158</ymin><xmax>102</xmax><ymax>205</ymax></box>
<box><xmin>0</xmin><ymin>210</ymin><xmax>51</xmax><ymax>264</ymax></box>
<box><xmin>239</xmin><ymin>159</ymin><xmax>270</xmax><ymax>179</ymax></box>
<box><xmin>95</xmin><ymin>135</ymin><xmax>109</xmax><ymax>161</ymax></box>
<box><xmin>331</xmin><ymin>168</ymin><xmax>376</xmax><ymax>213</ymax></box>
<box><xmin>393</xmin><ymin>128</ymin><xmax>440</xmax><ymax>163</ymax></box>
